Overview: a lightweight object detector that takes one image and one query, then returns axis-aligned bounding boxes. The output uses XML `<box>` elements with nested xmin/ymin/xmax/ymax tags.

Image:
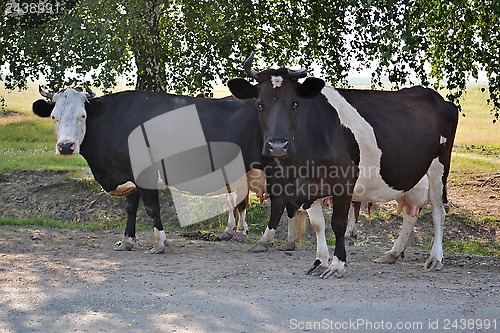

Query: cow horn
<box><xmin>39</xmin><ymin>86</ymin><xmax>54</xmax><ymax>99</ymax></box>
<box><xmin>287</xmin><ymin>69</ymin><xmax>308</xmax><ymax>79</ymax></box>
<box><xmin>85</xmin><ymin>87</ymin><xmax>96</xmax><ymax>98</ymax></box>
<box><xmin>243</xmin><ymin>52</ymin><xmax>259</xmax><ymax>80</ymax></box>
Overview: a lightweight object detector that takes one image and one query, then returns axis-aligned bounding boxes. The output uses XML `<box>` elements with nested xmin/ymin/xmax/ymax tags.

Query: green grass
<box><xmin>0</xmin><ymin>217</ymin><xmax>83</xmax><ymax>229</ymax></box>
<box><xmin>481</xmin><ymin>215</ymin><xmax>500</xmax><ymax>227</ymax></box>
<box><xmin>443</xmin><ymin>239</ymin><xmax>500</xmax><ymax>257</ymax></box>
<box><xmin>0</xmin><ymin>117</ymin><xmax>87</xmax><ymax>174</ymax></box>
<box><xmin>450</xmin><ymin>154</ymin><xmax>500</xmax><ymax>174</ymax></box>
<box><xmin>245</xmin><ymin>194</ymin><xmax>270</xmax><ymax>233</ymax></box>
<box><xmin>0</xmin><ymin>216</ymin><xmax>153</xmax><ymax>232</ymax></box>
<box><xmin>454</xmin><ymin>85</ymin><xmax>500</xmax><ymax>148</ymax></box>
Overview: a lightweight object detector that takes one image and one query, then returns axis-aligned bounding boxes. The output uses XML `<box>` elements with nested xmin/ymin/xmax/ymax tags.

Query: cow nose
<box><xmin>57</xmin><ymin>141</ymin><xmax>76</xmax><ymax>155</ymax></box>
<box><xmin>264</xmin><ymin>138</ymin><xmax>290</xmax><ymax>157</ymax></box>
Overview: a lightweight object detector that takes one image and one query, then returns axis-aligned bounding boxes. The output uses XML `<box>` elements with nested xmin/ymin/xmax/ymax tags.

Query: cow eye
<box><xmin>80</xmin><ymin>114</ymin><xmax>86</xmax><ymax>121</ymax></box>
<box><xmin>257</xmin><ymin>103</ymin><xmax>264</xmax><ymax>113</ymax></box>
<box><xmin>292</xmin><ymin>102</ymin><xmax>299</xmax><ymax>111</ymax></box>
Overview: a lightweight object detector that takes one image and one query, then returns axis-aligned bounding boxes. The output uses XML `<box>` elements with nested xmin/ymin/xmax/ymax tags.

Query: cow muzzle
<box><xmin>57</xmin><ymin>141</ymin><xmax>76</xmax><ymax>155</ymax></box>
<box><xmin>263</xmin><ymin>138</ymin><xmax>291</xmax><ymax>158</ymax></box>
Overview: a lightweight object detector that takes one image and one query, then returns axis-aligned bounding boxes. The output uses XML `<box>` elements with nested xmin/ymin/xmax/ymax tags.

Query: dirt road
<box><xmin>0</xmin><ymin>226</ymin><xmax>498</xmax><ymax>333</ymax></box>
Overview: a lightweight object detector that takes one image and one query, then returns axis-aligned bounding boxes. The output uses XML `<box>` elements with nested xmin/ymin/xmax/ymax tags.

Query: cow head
<box><xmin>33</xmin><ymin>86</ymin><xmax>103</xmax><ymax>155</ymax></box>
<box><xmin>228</xmin><ymin>53</ymin><xmax>325</xmax><ymax>158</ymax></box>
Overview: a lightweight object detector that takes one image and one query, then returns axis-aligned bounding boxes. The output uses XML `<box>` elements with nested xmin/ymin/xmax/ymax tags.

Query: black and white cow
<box><xmin>228</xmin><ymin>54</ymin><xmax>459</xmax><ymax>277</ymax></box>
<box><xmin>32</xmin><ymin>87</ymin><xmax>274</xmax><ymax>252</ymax></box>
<box><xmin>32</xmin><ymin>87</ymin><xmax>315</xmax><ymax>253</ymax></box>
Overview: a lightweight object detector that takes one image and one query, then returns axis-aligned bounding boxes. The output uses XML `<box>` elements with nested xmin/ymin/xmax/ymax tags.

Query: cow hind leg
<box><xmin>344</xmin><ymin>202</ymin><xmax>360</xmax><ymax>245</ymax></box>
<box><xmin>305</xmin><ymin>201</ymin><xmax>329</xmax><ymax>275</ymax></box>
<box><xmin>218</xmin><ymin>206</ymin><xmax>237</xmax><ymax>241</ymax></box>
<box><xmin>114</xmin><ymin>191</ymin><xmax>140</xmax><ymax>251</ymax></box>
<box><xmin>231</xmin><ymin>195</ymin><xmax>249</xmax><ymax>243</ymax></box>
<box><xmin>140</xmin><ymin>188</ymin><xmax>167</xmax><ymax>254</ymax></box>
<box><xmin>231</xmin><ymin>207</ymin><xmax>248</xmax><ymax>242</ymax></box>
<box><xmin>425</xmin><ymin>158</ymin><xmax>446</xmax><ymax>270</ymax></box>
<box><xmin>277</xmin><ymin>209</ymin><xmax>306</xmax><ymax>251</ymax></box>
<box><xmin>374</xmin><ymin>210</ymin><xmax>418</xmax><ymax>264</ymax></box>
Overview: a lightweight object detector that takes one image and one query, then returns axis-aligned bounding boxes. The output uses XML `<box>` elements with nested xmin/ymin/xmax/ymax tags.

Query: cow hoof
<box><xmin>320</xmin><ymin>267</ymin><xmax>347</xmax><ymax>279</ymax></box>
<box><xmin>113</xmin><ymin>237</ymin><xmax>135</xmax><ymax>251</ymax></box>
<box><xmin>249</xmin><ymin>242</ymin><xmax>270</xmax><ymax>252</ymax></box>
<box><xmin>217</xmin><ymin>232</ymin><xmax>234</xmax><ymax>241</ymax></box>
<box><xmin>424</xmin><ymin>257</ymin><xmax>443</xmax><ymax>271</ymax></box>
<box><xmin>319</xmin><ymin>256</ymin><xmax>346</xmax><ymax>279</ymax></box>
<box><xmin>230</xmin><ymin>232</ymin><xmax>246</xmax><ymax>243</ymax></box>
<box><xmin>306</xmin><ymin>259</ymin><xmax>327</xmax><ymax>276</ymax></box>
<box><xmin>145</xmin><ymin>245</ymin><xmax>166</xmax><ymax>254</ymax></box>
<box><xmin>277</xmin><ymin>241</ymin><xmax>296</xmax><ymax>251</ymax></box>
<box><xmin>374</xmin><ymin>251</ymin><xmax>400</xmax><ymax>264</ymax></box>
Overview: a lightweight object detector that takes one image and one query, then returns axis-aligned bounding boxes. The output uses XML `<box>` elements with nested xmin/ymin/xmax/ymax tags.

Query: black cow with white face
<box><xmin>229</xmin><ymin>53</ymin><xmax>459</xmax><ymax>278</ymax></box>
<box><xmin>33</xmin><ymin>87</ymin><xmax>278</xmax><ymax>253</ymax></box>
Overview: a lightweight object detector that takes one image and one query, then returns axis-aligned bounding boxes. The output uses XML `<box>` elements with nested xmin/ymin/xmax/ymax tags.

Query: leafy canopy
<box><xmin>1</xmin><ymin>0</ymin><xmax>499</xmax><ymax>120</ymax></box>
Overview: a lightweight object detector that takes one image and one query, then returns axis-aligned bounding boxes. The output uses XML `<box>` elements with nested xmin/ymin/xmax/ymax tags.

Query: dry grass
<box><xmin>455</xmin><ymin>84</ymin><xmax>500</xmax><ymax>148</ymax></box>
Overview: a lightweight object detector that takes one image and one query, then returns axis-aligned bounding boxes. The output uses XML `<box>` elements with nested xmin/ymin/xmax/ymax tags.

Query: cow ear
<box><xmin>228</xmin><ymin>78</ymin><xmax>259</xmax><ymax>100</ymax></box>
<box><xmin>32</xmin><ymin>99</ymin><xmax>54</xmax><ymax>117</ymax></box>
<box><xmin>85</xmin><ymin>99</ymin><xmax>106</xmax><ymax>117</ymax></box>
<box><xmin>298</xmin><ymin>78</ymin><xmax>325</xmax><ymax>98</ymax></box>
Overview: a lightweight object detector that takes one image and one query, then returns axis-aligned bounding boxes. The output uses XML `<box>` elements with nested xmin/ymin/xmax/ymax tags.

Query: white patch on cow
<box><xmin>344</xmin><ymin>203</ymin><xmax>356</xmax><ymax>239</ymax></box>
<box><xmin>224</xmin><ymin>207</ymin><xmax>237</xmax><ymax>234</ymax></box>
<box><xmin>271</xmin><ymin>75</ymin><xmax>283</xmax><ymax>89</ymax></box>
<box><xmin>440</xmin><ymin>135</ymin><xmax>447</xmax><ymax>144</ymax></box>
<box><xmin>321</xmin><ymin>87</ymin><xmax>404</xmax><ymax>202</ymax></box>
<box><xmin>50</xmin><ymin>88</ymin><xmax>89</xmax><ymax>154</ymax></box>
<box><xmin>307</xmin><ymin>201</ymin><xmax>329</xmax><ymax>268</ymax></box>
<box><xmin>154</xmin><ymin>227</ymin><xmax>167</xmax><ymax>248</ymax></box>
<box><xmin>425</xmin><ymin>157</ymin><xmax>446</xmax><ymax>270</ymax></box>
<box><xmin>259</xmin><ymin>227</ymin><xmax>276</xmax><ymax>243</ymax></box>
<box><xmin>236</xmin><ymin>208</ymin><xmax>248</xmax><ymax>235</ymax></box>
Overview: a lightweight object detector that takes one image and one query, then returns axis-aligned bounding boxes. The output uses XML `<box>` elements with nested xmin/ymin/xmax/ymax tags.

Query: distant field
<box><xmin>455</xmin><ymin>84</ymin><xmax>500</xmax><ymax>149</ymax></box>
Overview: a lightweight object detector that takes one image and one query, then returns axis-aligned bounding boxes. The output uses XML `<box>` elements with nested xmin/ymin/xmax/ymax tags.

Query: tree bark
<box><xmin>129</xmin><ymin>1</ymin><xmax>166</xmax><ymax>92</ymax></box>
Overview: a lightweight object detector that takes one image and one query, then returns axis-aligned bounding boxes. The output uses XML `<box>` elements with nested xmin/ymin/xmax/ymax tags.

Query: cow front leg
<box><xmin>114</xmin><ymin>191</ymin><xmax>140</xmax><ymax>251</ymax></box>
<box><xmin>140</xmin><ymin>188</ymin><xmax>167</xmax><ymax>254</ymax></box>
<box><xmin>321</xmin><ymin>195</ymin><xmax>351</xmax><ymax>279</ymax></box>
<box><xmin>305</xmin><ymin>201</ymin><xmax>329</xmax><ymax>275</ymax></box>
